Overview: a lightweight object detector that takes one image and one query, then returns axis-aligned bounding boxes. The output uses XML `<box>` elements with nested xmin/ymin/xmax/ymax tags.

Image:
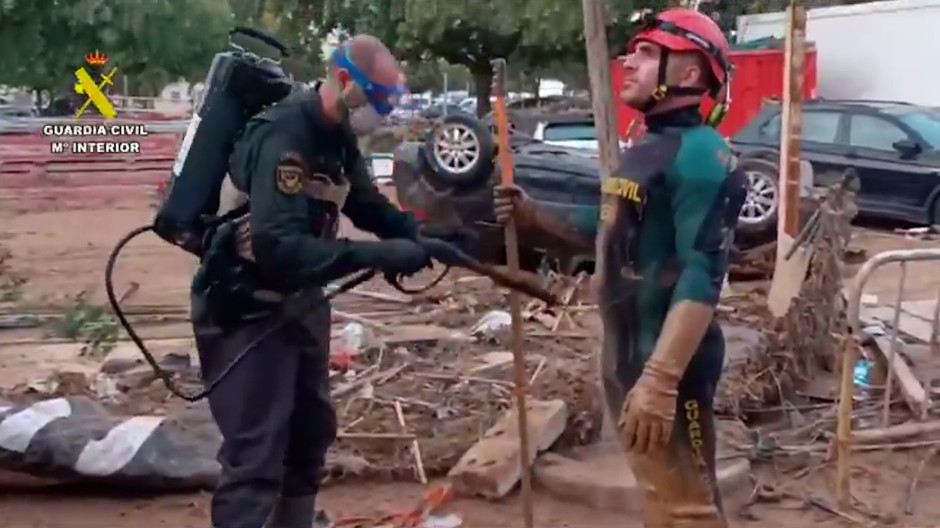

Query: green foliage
<box><xmin>234</xmin><ymin>0</ymin><xmax>326</xmax><ymax>80</ymax></box>
<box><xmin>50</xmin><ymin>291</ymin><xmax>119</xmax><ymax>358</ymax></box>
<box><xmin>269</xmin><ymin>0</ymin><xmax>660</xmax><ymax>115</ymax></box>
<box><xmin>0</xmin><ymin>0</ymin><xmax>230</xmax><ymax>94</ymax></box>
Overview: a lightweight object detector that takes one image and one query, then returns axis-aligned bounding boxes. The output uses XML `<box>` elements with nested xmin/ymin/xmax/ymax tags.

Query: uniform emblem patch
<box><xmin>276</xmin><ymin>151</ymin><xmax>307</xmax><ymax>195</ymax></box>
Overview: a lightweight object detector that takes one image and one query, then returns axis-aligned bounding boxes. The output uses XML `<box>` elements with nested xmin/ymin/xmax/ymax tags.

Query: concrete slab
<box><xmin>533</xmin><ymin>439</ymin><xmax>751</xmax><ymax>514</ymax></box>
<box><xmin>448</xmin><ymin>398</ymin><xmax>568</xmax><ymax>499</ymax></box>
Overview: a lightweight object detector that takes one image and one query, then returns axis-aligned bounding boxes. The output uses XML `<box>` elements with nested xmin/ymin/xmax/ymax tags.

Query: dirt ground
<box><xmin>2</xmin><ymin>173</ymin><xmax>940</xmax><ymax>527</ymax></box>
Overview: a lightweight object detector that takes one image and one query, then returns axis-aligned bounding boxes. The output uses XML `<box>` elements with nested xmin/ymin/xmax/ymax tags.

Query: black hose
<box><xmin>104</xmin><ymin>224</ymin><xmax>450</xmax><ymax>402</ymax></box>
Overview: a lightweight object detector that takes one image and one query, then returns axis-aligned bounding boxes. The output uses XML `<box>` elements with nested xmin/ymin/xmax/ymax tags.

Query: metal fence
<box><xmin>837</xmin><ymin>248</ymin><xmax>940</xmax><ymax>505</ymax></box>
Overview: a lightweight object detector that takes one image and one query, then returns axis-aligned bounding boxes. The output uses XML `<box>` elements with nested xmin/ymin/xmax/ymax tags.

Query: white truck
<box><xmin>737</xmin><ymin>0</ymin><xmax>940</xmax><ymax>106</ymax></box>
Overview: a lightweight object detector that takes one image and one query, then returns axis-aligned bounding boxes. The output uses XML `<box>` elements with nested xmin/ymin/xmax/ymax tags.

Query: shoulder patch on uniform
<box><xmin>276</xmin><ymin>151</ymin><xmax>308</xmax><ymax>195</ymax></box>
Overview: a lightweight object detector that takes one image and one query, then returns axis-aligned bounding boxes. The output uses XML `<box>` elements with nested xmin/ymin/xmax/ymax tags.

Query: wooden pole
<box><xmin>580</xmin><ymin>0</ymin><xmax>621</xmax><ymax>176</ymax></box>
<box><xmin>778</xmin><ymin>4</ymin><xmax>806</xmax><ymax>239</ymax></box>
<box><xmin>765</xmin><ymin>3</ymin><xmax>808</xmax><ymax>318</ymax></box>
<box><xmin>490</xmin><ymin>58</ymin><xmax>534</xmax><ymax>528</ymax></box>
<box><xmin>836</xmin><ymin>336</ymin><xmax>858</xmax><ymax>509</ymax></box>
<box><xmin>581</xmin><ymin>0</ymin><xmax>622</xmax><ymax>441</ymax></box>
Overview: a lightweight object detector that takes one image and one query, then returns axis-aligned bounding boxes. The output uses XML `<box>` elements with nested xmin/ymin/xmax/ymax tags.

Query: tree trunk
<box><xmin>472</xmin><ymin>68</ymin><xmax>492</xmax><ymax>117</ymax></box>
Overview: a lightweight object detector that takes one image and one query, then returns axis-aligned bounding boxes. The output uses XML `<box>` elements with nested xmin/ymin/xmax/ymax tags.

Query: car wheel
<box><xmin>736</xmin><ymin>157</ymin><xmax>780</xmax><ymax>235</ymax></box>
<box><xmin>424</xmin><ymin>113</ymin><xmax>494</xmax><ymax>188</ymax></box>
<box><xmin>931</xmin><ymin>196</ymin><xmax>940</xmax><ymax>227</ymax></box>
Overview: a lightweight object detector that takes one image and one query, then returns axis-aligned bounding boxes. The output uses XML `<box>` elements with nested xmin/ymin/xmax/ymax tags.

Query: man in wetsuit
<box><xmin>494</xmin><ymin>9</ymin><xmax>746</xmax><ymax>528</ymax></box>
<box><xmin>192</xmin><ymin>35</ymin><xmax>467</xmax><ymax>528</ymax></box>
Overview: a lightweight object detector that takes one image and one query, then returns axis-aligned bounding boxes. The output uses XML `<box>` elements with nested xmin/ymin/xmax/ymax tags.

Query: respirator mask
<box><xmin>340</xmin><ymin>84</ymin><xmax>384</xmax><ymax>136</ymax></box>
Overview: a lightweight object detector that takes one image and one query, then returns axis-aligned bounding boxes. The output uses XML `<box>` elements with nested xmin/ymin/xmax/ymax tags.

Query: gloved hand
<box><xmin>493</xmin><ymin>184</ymin><xmax>536</xmax><ymax>227</ymax></box>
<box><xmin>366</xmin><ymin>239</ymin><xmax>433</xmax><ymax>277</ymax></box>
<box><xmin>418</xmin><ymin>224</ymin><xmax>480</xmax><ymax>257</ymax></box>
<box><xmin>618</xmin><ymin>359</ymin><xmax>681</xmax><ymax>454</ymax></box>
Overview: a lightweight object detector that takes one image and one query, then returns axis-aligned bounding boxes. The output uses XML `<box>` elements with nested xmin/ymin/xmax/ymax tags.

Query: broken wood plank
<box><xmin>448</xmin><ymin>398</ymin><xmax>568</xmax><ymax>499</ymax></box>
<box><xmin>861</xmin><ymin>305</ymin><xmax>938</xmax><ymax>344</ymax></box>
<box><xmin>379</xmin><ymin>324</ymin><xmax>472</xmax><ymax>346</ymax></box>
<box><xmin>348</xmin><ymin>290</ymin><xmax>412</xmax><ymax>304</ymax></box>
<box><xmin>852</xmin><ymin>420</ymin><xmax>940</xmax><ymax>444</ymax></box>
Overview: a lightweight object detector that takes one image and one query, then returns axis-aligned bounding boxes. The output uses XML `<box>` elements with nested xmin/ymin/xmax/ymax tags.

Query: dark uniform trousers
<box><xmin>601</xmin><ymin>325</ymin><xmax>727</xmax><ymax>528</ymax></box>
<box><xmin>192</xmin><ymin>290</ymin><xmax>337</xmax><ymax>528</ymax></box>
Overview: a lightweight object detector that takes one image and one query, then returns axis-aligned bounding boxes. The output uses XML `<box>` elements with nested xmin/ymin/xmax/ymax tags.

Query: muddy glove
<box><xmin>618</xmin><ymin>359</ymin><xmax>680</xmax><ymax>454</ymax></box>
<box><xmin>619</xmin><ymin>302</ymin><xmax>715</xmax><ymax>454</ymax></box>
<box><xmin>418</xmin><ymin>224</ymin><xmax>480</xmax><ymax>257</ymax></box>
<box><xmin>493</xmin><ymin>184</ymin><xmax>536</xmax><ymax>227</ymax></box>
<box><xmin>359</xmin><ymin>239</ymin><xmax>432</xmax><ymax>278</ymax></box>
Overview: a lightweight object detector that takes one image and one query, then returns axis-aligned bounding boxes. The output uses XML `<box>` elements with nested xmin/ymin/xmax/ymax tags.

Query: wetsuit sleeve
<box><xmin>667</xmin><ymin>135</ymin><xmax>739</xmax><ymax>307</ymax></box>
<box><xmin>342</xmin><ymin>145</ymin><xmax>419</xmax><ymax>239</ymax></box>
<box><xmin>248</xmin><ymin>133</ymin><xmax>374</xmax><ymax>291</ymax></box>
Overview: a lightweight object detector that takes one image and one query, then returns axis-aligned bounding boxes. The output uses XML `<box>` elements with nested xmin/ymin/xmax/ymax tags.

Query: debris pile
<box><xmin>716</xmin><ymin>178</ymin><xmax>857</xmax><ymax>418</ymax></box>
<box><xmin>1</xmin><ymin>270</ymin><xmax>605</xmax><ymax>486</ymax></box>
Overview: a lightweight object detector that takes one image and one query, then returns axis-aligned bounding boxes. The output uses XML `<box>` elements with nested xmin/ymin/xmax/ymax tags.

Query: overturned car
<box><xmin>391</xmin><ymin>113</ymin><xmax>800</xmax><ymax>275</ymax></box>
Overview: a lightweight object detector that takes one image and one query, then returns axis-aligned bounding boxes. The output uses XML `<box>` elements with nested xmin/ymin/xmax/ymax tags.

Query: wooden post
<box><xmin>491</xmin><ymin>58</ymin><xmax>535</xmax><ymax>528</ymax></box>
<box><xmin>778</xmin><ymin>4</ymin><xmax>805</xmax><ymax>239</ymax></box>
<box><xmin>581</xmin><ymin>0</ymin><xmax>621</xmax><ymax>440</ymax></box>
<box><xmin>580</xmin><ymin>0</ymin><xmax>621</xmax><ymax>176</ymax></box>
<box><xmin>766</xmin><ymin>3</ymin><xmax>808</xmax><ymax>317</ymax></box>
<box><xmin>836</xmin><ymin>336</ymin><xmax>858</xmax><ymax>509</ymax></box>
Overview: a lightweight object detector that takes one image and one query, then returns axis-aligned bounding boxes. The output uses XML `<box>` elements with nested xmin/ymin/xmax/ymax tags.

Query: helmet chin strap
<box><xmin>637</xmin><ymin>48</ymin><xmax>708</xmax><ymax>113</ymax></box>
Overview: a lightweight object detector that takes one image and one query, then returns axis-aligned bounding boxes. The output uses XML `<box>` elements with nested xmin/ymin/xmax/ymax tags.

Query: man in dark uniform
<box><xmin>192</xmin><ymin>35</ymin><xmax>444</xmax><ymax>528</ymax></box>
<box><xmin>494</xmin><ymin>9</ymin><xmax>746</xmax><ymax>528</ymax></box>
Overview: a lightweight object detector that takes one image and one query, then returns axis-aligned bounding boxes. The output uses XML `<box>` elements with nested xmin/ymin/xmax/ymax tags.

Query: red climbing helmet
<box><xmin>629</xmin><ymin>8</ymin><xmax>732</xmax><ymax>96</ymax></box>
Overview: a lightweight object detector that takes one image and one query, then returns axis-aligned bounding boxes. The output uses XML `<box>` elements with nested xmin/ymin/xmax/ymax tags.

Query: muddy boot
<box><xmin>267</xmin><ymin>496</ymin><xmax>333</xmax><ymax>528</ymax></box>
<box><xmin>630</xmin><ymin>449</ymin><xmax>726</xmax><ymax>528</ymax></box>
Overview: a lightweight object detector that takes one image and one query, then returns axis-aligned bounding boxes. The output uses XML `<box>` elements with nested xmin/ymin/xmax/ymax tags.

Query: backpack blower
<box><xmin>104</xmin><ymin>27</ymin><xmax>302</xmax><ymax>402</ymax></box>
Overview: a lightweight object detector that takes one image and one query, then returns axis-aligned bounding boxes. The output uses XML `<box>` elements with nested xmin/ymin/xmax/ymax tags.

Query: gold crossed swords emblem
<box><xmin>73</xmin><ymin>66</ymin><xmax>119</xmax><ymax>120</ymax></box>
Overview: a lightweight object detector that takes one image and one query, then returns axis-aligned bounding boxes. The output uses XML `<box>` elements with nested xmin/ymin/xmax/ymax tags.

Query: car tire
<box><xmin>736</xmin><ymin>157</ymin><xmax>780</xmax><ymax>236</ymax></box>
<box><xmin>931</xmin><ymin>196</ymin><xmax>940</xmax><ymax>227</ymax></box>
<box><xmin>424</xmin><ymin>113</ymin><xmax>495</xmax><ymax>188</ymax></box>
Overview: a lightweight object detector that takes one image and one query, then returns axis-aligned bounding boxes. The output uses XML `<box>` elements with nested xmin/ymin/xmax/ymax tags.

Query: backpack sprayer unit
<box><xmin>104</xmin><ymin>28</ymin><xmax>555</xmax><ymax>402</ymax></box>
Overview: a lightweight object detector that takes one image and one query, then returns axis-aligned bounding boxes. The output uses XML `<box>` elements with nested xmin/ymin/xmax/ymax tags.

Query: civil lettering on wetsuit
<box><xmin>602</xmin><ymin>177</ymin><xmax>644</xmax><ymax>203</ymax></box>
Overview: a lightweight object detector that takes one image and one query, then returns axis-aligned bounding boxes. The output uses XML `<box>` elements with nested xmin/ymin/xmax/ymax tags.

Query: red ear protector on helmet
<box><xmin>629</xmin><ymin>9</ymin><xmax>734</xmax><ymax>127</ymax></box>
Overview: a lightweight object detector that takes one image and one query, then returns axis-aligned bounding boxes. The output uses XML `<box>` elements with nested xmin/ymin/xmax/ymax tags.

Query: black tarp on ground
<box><xmin>0</xmin><ymin>396</ymin><xmax>221</xmax><ymax>489</ymax></box>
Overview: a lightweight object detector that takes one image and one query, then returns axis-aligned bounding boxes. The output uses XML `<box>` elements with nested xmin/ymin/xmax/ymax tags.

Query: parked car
<box><xmin>732</xmin><ymin>99</ymin><xmax>940</xmax><ymax>226</ymax></box>
<box><xmin>391</xmin><ymin>113</ymin><xmax>774</xmax><ymax>274</ymax></box>
<box><xmin>458</xmin><ymin>98</ymin><xmax>477</xmax><ymax>115</ymax></box>
<box><xmin>477</xmin><ymin>110</ymin><xmax>628</xmax><ymax>156</ymax></box>
<box><xmin>0</xmin><ymin>104</ymin><xmax>37</xmax><ymax>118</ymax></box>
<box><xmin>421</xmin><ymin>104</ymin><xmax>467</xmax><ymax>120</ymax></box>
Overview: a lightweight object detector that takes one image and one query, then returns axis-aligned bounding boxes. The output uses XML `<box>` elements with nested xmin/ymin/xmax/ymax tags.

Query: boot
<box><xmin>629</xmin><ymin>448</ymin><xmax>727</xmax><ymax>528</ymax></box>
<box><xmin>267</xmin><ymin>495</ymin><xmax>333</xmax><ymax>528</ymax></box>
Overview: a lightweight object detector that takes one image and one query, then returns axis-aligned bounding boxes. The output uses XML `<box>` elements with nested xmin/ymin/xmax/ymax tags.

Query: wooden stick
<box><xmin>491</xmin><ymin>57</ymin><xmax>534</xmax><ymax>528</ymax></box>
<box><xmin>394</xmin><ymin>399</ymin><xmax>428</xmax><ymax>484</ymax></box>
<box><xmin>581</xmin><ymin>0</ymin><xmax>621</xmax><ymax>443</ymax></box>
<box><xmin>836</xmin><ymin>336</ymin><xmax>859</xmax><ymax>509</ymax></box>
<box><xmin>882</xmin><ymin>262</ymin><xmax>908</xmax><ymax>426</ymax></box>
<box><xmin>413</xmin><ymin>371</ymin><xmax>514</xmax><ymax>387</ymax></box>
